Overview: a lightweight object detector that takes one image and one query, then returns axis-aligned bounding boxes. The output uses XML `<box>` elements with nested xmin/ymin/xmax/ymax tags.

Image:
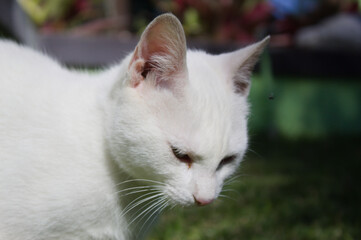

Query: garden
<box><xmin>1</xmin><ymin>0</ymin><xmax>360</xmax><ymax>239</ymax></box>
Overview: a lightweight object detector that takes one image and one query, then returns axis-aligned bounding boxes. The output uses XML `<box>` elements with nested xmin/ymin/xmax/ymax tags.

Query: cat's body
<box><xmin>0</xmin><ymin>40</ymin><xmax>128</xmax><ymax>239</ymax></box>
<box><xmin>0</xmin><ymin>14</ymin><xmax>268</xmax><ymax>240</ymax></box>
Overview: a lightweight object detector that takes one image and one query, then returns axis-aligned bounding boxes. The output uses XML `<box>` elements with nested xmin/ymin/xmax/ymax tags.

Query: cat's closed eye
<box><xmin>217</xmin><ymin>155</ymin><xmax>237</xmax><ymax>171</ymax></box>
<box><xmin>171</xmin><ymin>146</ymin><xmax>192</xmax><ymax>168</ymax></box>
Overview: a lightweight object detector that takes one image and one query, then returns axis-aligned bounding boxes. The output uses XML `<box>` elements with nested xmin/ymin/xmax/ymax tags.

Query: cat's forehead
<box><xmin>185</xmin><ymin>51</ymin><xmax>234</xmax><ymax>110</ymax></box>
<box><xmin>162</xmin><ymin>50</ymin><xmax>248</xmax><ymax>158</ymax></box>
<box><xmin>186</xmin><ymin>50</ymin><xmax>229</xmax><ymax>91</ymax></box>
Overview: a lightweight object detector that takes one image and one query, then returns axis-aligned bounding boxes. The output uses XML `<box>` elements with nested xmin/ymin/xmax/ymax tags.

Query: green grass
<box><xmin>148</xmin><ymin>138</ymin><xmax>361</xmax><ymax>240</ymax></box>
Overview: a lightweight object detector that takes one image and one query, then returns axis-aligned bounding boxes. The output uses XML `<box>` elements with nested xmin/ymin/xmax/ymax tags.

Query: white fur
<box><xmin>0</xmin><ymin>14</ymin><xmax>268</xmax><ymax>240</ymax></box>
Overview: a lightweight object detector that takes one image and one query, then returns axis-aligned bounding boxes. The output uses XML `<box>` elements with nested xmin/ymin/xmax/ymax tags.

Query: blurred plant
<box><xmin>156</xmin><ymin>0</ymin><xmax>271</xmax><ymax>42</ymax></box>
<box><xmin>18</xmin><ymin>0</ymin><xmax>360</xmax><ymax>43</ymax></box>
<box><xmin>183</xmin><ymin>8</ymin><xmax>202</xmax><ymax>35</ymax></box>
<box><xmin>18</xmin><ymin>0</ymin><xmax>73</xmax><ymax>25</ymax></box>
<box><xmin>154</xmin><ymin>0</ymin><xmax>360</xmax><ymax>44</ymax></box>
<box><xmin>18</xmin><ymin>0</ymin><xmax>107</xmax><ymax>34</ymax></box>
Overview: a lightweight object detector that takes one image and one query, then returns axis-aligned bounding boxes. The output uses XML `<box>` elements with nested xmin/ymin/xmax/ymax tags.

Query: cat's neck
<box><xmin>104</xmin><ymin>150</ymin><xmax>160</xmax><ymax>240</ymax></box>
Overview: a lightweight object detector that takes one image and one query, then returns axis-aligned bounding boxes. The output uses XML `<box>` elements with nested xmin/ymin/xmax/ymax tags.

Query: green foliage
<box><xmin>18</xmin><ymin>0</ymin><xmax>73</xmax><ymax>25</ymax></box>
<box><xmin>183</xmin><ymin>8</ymin><xmax>203</xmax><ymax>36</ymax></box>
<box><xmin>18</xmin><ymin>0</ymin><xmax>105</xmax><ymax>30</ymax></box>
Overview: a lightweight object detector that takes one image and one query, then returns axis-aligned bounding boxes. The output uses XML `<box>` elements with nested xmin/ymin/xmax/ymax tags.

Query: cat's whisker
<box><xmin>221</xmin><ymin>188</ymin><xmax>241</xmax><ymax>199</ymax></box>
<box><xmin>223</xmin><ymin>173</ymin><xmax>251</xmax><ymax>187</ymax></box>
<box><xmin>224</xmin><ymin>177</ymin><xmax>239</xmax><ymax>186</ymax></box>
<box><xmin>136</xmin><ymin>198</ymin><xmax>170</xmax><ymax>238</ymax></box>
<box><xmin>221</xmin><ymin>188</ymin><xmax>239</xmax><ymax>194</ymax></box>
<box><xmin>121</xmin><ymin>192</ymin><xmax>164</xmax><ymax>218</ymax></box>
<box><xmin>246</xmin><ymin>148</ymin><xmax>264</xmax><ymax>159</ymax></box>
<box><xmin>135</xmin><ymin>198</ymin><xmax>170</xmax><ymax>239</ymax></box>
<box><xmin>129</xmin><ymin>196</ymin><xmax>167</xmax><ymax>226</ymax></box>
<box><xmin>122</xmin><ymin>188</ymin><xmax>163</xmax><ymax>197</ymax></box>
<box><xmin>224</xmin><ymin>174</ymin><xmax>246</xmax><ymax>184</ymax></box>
<box><xmin>169</xmin><ymin>202</ymin><xmax>177</xmax><ymax>210</ymax></box>
<box><xmin>114</xmin><ymin>184</ymin><xmax>163</xmax><ymax>199</ymax></box>
<box><xmin>114</xmin><ymin>185</ymin><xmax>153</xmax><ymax>195</ymax></box>
<box><xmin>219</xmin><ymin>194</ymin><xmax>237</xmax><ymax>202</ymax></box>
<box><xmin>115</xmin><ymin>178</ymin><xmax>167</xmax><ymax>187</ymax></box>
<box><xmin>135</xmin><ymin>197</ymin><xmax>167</xmax><ymax>225</ymax></box>
<box><xmin>121</xmin><ymin>192</ymin><xmax>159</xmax><ymax>216</ymax></box>
<box><xmin>121</xmin><ymin>189</ymin><xmax>161</xmax><ymax>209</ymax></box>
<box><xmin>127</xmin><ymin>196</ymin><xmax>164</xmax><ymax>221</ymax></box>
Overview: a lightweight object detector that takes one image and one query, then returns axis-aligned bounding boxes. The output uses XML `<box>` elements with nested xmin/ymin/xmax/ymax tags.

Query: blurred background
<box><xmin>1</xmin><ymin>0</ymin><xmax>360</xmax><ymax>239</ymax></box>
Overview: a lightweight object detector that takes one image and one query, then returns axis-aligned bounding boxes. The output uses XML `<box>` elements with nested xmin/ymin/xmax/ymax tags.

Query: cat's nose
<box><xmin>193</xmin><ymin>195</ymin><xmax>214</xmax><ymax>206</ymax></box>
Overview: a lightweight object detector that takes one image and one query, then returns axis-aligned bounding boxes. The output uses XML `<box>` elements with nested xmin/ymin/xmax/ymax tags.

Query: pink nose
<box><xmin>193</xmin><ymin>195</ymin><xmax>214</xmax><ymax>206</ymax></box>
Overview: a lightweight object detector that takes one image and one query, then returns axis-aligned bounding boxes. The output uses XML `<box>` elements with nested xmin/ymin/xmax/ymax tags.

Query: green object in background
<box><xmin>18</xmin><ymin>0</ymin><xmax>73</xmax><ymax>25</ymax></box>
<box><xmin>249</xmin><ymin>74</ymin><xmax>361</xmax><ymax>139</ymax></box>
<box><xmin>133</xmin><ymin>16</ymin><xmax>148</xmax><ymax>36</ymax></box>
<box><xmin>248</xmin><ymin>47</ymin><xmax>361</xmax><ymax>139</ymax></box>
<box><xmin>183</xmin><ymin>8</ymin><xmax>203</xmax><ymax>36</ymax></box>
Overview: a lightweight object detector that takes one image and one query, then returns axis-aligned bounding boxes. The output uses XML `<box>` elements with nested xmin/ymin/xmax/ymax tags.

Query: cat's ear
<box><xmin>128</xmin><ymin>14</ymin><xmax>187</xmax><ymax>92</ymax></box>
<box><xmin>221</xmin><ymin>36</ymin><xmax>270</xmax><ymax>96</ymax></box>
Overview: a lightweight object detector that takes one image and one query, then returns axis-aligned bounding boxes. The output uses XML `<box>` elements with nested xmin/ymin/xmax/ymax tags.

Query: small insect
<box><xmin>268</xmin><ymin>92</ymin><xmax>275</xmax><ymax>100</ymax></box>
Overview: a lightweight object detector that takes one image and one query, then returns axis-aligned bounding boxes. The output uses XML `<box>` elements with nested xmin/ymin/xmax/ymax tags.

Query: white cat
<box><xmin>0</xmin><ymin>14</ymin><xmax>269</xmax><ymax>240</ymax></box>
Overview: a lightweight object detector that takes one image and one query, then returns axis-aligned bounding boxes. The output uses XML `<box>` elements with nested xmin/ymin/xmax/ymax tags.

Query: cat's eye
<box><xmin>171</xmin><ymin>146</ymin><xmax>192</xmax><ymax>168</ymax></box>
<box><xmin>217</xmin><ymin>155</ymin><xmax>237</xmax><ymax>171</ymax></box>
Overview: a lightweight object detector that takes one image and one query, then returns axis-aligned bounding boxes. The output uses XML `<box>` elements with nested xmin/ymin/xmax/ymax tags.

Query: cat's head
<box><xmin>108</xmin><ymin>14</ymin><xmax>269</xmax><ymax>206</ymax></box>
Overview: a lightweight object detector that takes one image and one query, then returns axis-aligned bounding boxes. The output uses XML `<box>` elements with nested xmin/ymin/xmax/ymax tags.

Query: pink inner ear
<box><xmin>129</xmin><ymin>28</ymin><xmax>176</xmax><ymax>78</ymax></box>
<box><xmin>127</xmin><ymin>14</ymin><xmax>187</xmax><ymax>91</ymax></box>
<box><xmin>140</xmin><ymin>26</ymin><xmax>170</xmax><ymax>60</ymax></box>
<box><xmin>128</xmin><ymin>57</ymin><xmax>145</xmax><ymax>88</ymax></box>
